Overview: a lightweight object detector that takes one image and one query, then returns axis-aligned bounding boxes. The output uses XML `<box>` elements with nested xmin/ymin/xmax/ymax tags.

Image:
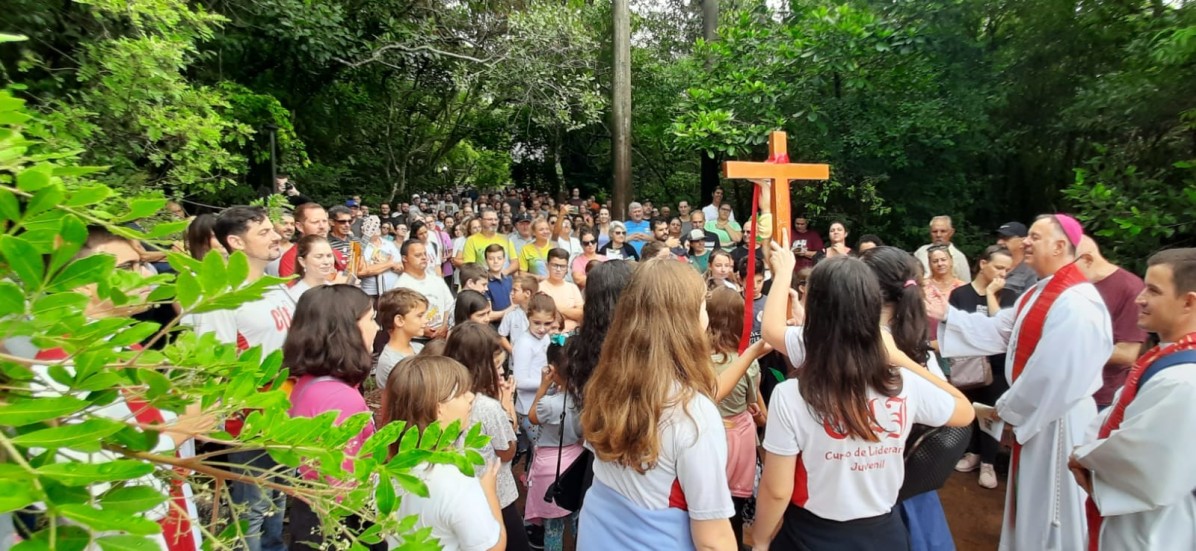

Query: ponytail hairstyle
<box><xmin>859</xmin><ymin>246</ymin><xmax>930</xmax><ymax>365</ymax></box>
<box><xmin>800</xmin><ymin>256</ymin><xmax>900</xmax><ymax>442</ymax></box>
<box><xmin>980</xmin><ymin>244</ymin><xmax>1013</xmax><ymax>264</ymax></box>
<box><xmin>528</xmin><ymin>292</ymin><xmax>558</xmax><ymax>319</ymax></box>
<box><xmin>705</xmin><ymin>286</ymin><xmax>744</xmax><ymax>362</ymax></box>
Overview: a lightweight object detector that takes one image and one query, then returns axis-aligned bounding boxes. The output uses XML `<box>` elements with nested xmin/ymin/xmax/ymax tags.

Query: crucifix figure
<box><xmin>723</xmin><ymin>130</ymin><xmax>830</xmax><ymax>248</ymax></box>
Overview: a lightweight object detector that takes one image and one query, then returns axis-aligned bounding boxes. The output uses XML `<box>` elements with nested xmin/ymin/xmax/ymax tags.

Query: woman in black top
<box><xmin>598</xmin><ymin>221</ymin><xmax>638</xmax><ymax>261</ymax></box>
<box><xmin>948</xmin><ymin>245</ymin><xmax>1016</xmax><ymax>489</ymax></box>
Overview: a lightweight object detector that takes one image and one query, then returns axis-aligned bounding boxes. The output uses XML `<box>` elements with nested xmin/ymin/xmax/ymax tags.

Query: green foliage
<box><xmin>0</xmin><ymin>87</ymin><xmax>485</xmax><ymax>549</ymax></box>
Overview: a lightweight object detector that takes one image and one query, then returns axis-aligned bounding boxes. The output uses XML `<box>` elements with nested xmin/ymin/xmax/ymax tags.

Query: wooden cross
<box><xmin>723</xmin><ymin>131</ymin><xmax>830</xmax><ymax>246</ymax></box>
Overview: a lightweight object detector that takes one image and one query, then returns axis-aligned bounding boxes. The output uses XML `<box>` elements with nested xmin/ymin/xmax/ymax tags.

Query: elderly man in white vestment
<box><xmin>928</xmin><ymin>214</ymin><xmax>1112</xmax><ymax>551</ymax></box>
<box><xmin>1069</xmin><ymin>248</ymin><xmax>1196</xmax><ymax>550</ymax></box>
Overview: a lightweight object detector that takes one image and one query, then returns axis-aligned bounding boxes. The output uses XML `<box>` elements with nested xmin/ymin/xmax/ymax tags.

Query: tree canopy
<box><xmin>3</xmin><ymin>0</ymin><xmax>1193</xmax><ymax>260</ymax></box>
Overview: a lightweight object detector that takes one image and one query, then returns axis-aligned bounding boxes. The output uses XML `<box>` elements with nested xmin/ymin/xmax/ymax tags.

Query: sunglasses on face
<box><xmin>613</xmin><ymin>231</ymin><xmax>625</xmax><ymax>235</ymax></box>
<box><xmin>335</xmin><ymin>219</ymin><xmax>352</xmax><ymax>224</ymax></box>
<box><xmin>582</xmin><ymin>240</ymin><xmax>596</xmax><ymax>245</ymax></box>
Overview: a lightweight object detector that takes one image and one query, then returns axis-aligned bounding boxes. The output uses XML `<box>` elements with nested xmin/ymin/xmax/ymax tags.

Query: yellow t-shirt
<box><xmin>519</xmin><ymin>241</ymin><xmax>554</xmax><ymax>276</ymax></box>
<box><xmin>462</xmin><ymin>233</ymin><xmax>516</xmax><ymax>267</ymax></box>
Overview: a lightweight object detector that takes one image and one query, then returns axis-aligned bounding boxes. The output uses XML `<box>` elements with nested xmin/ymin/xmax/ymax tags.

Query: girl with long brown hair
<box><xmin>753</xmin><ymin>246</ymin><xmax>973</xmax><ymax>550</ymax></box>
<box><xmin>380</xmin><ymin>356</ymin><xmax>506</xmax><ymax>551</ymax></box>
<box><xmin>444</xmin><ymin>322</ymin><xmax>530</xmax><ymax>551</ymax></box>
<box><xmin>705</xmin><ymin>286</ymin><xmax>767</xmax><ymax>545</ymax></box>
<box><xmin>578</xmin><ymin>258</ymin><xmax>767</xmax><ymax>550</ymax></box>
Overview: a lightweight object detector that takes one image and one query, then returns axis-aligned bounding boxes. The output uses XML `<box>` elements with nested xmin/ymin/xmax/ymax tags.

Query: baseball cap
<box><xmin>688</xmin><ymin>229</ymin><xmax>705</xmax><ymax>242</ymax></box>
<box><xmin>996</xmin><ymin>222</ymin><xmax>1027</xmax><ymax>238</ymax></box>
<box><xmin>345</xmin><ymin>199</ymin><xmax>359</xmax><ymax>207</ymax></box>
<box><xmin>515</xmin><ymin>213</ymin><xmax>533</xmax><ymax>223</ymax></box>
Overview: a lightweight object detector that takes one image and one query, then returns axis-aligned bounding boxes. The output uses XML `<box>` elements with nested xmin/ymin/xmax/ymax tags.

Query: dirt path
<box><xmin>939</xmin><ymin>471</ymin><xmax>1006</xmax><ymax>550</ymax></box>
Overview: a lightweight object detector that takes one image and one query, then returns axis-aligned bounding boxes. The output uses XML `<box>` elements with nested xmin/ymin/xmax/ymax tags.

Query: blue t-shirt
<box><xmin>624</xmin><ymin>219</ymin><xmax>651</xmax><ymax>255</ymax></box>
<box><xmin>486</xmin><ymin>274</ymin><xmax>514</xmax><ymax>312</ymax></box>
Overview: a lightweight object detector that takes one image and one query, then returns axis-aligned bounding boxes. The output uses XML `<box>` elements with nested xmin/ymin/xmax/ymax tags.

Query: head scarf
<box><xmin>362</xmin><ymin>215</ymin><xmax>381</xmax><ymax>238</ymax></box>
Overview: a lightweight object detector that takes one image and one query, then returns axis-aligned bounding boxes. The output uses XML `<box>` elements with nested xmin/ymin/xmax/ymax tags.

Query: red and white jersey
<box><xmin>185</xmin><ymin>284</ymin><xmax>295</xmax><ymax>355</ymax></box>
<box><xmin>762</xmin><ymin>373</ymin><xmax>955</xmax><ymax>521</ymax></box>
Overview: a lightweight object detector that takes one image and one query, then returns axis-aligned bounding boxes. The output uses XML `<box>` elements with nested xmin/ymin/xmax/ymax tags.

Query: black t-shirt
<box><xmin>731</xmin><ymin>245</ymin><xmax>765</xmax><ymax>275</ymax></box>
<box><xmin>948</xmin><ymin>283</ymin><xmax>1015</xmax><ymax>373</ymax></box>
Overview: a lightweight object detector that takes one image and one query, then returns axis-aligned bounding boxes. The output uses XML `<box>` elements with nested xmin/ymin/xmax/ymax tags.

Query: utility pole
<box><xmin>611</xmin><ymin>0</ymin><xmax>631</xmax><ymax>220</ymax></box>
<box><xmin>699</xmin><ymin>0</ymin><xmax>720</xmax><ymax>210</ymax></box>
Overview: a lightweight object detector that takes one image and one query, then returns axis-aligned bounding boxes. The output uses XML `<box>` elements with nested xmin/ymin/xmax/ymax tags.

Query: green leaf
<box><xmin>175</xmin><ymin>269</ymin><xmax>201</xmax><ymax>309</ymax></box>
<box><xmin>199</xmin><ymin>249</ymin><xmax>229</xmax><ymax>294</ymax></box>
<box><xmin>0</xmin><ymin>478</ymin><xmax>39</xmax><ymax>513</ymax></box>
<box><xmin>0</xmin><ymin>188</ymin><xmax>19</xmax><ymax>220</ymax></box>
<box><xmin>13</xmin><ymin>418</ymin><xmax>128</xmax><ymax>450</ymax></box>
<box><xmin>59</xmin><ymin>503</ymin><xmax>161</xmax><ymax>535</ymax></box>
<box><xmin>36</xmin><ymin>459</ymin><xmax>154</xmax><ymax>486</ymax></box>
<box><xmin>14</xmin><ymin>526</ymin><xmax>91</xmax><ymax>551</ymax></box>
<box><xmin>49</xmin><ymin>215</ymin><xmax>89</xmax><ymax>274</ymax></box>
<box><xmin>64</xmin><ymin>185</ymin><xmax>114</xmax><ymax>208</ymax></box>
<box><xmin>0</xmin><ymin>33</ymin><xmax>28</xmax><ymax>43</ymax></box>
<box><xmin>48</xmin><ymin>253</ymin><xmax>115</xmax><ymax>292</ymax></box>
<box><xmin>0</xmin><ymin>280</ymin><xmax>24</xmax><ymax>315</ymax></box>
<box><xmin>16</xmin><ymin>166</ymin><xmax>52</xmax><ymax>192</ymax></box>
<box><xmin>0</xmin><ymin>396</ymin><xmax>89</xmax><ymax>426</ymax></box>
<box><xmin>115</xmin><ymin>198</ymin><xmax>167</xmax><ymax>224</ymax></box>
<box><xmin>101</xmin><ymin>486</ymin><xmax>167</xmax><ymax>514</ymax></box>
<box><xmin>26</xmin><ymin>186</ymin><xmax>65</xmax><ymax>217</ymax></box>
<box><xmin>392</xmin><ymin>472</ymin><xmax>429</xmax><ymax>498</ymax></box>
<box><xmin>0</xmin><ymin>234</ymin><xmax>45</xmax><ymax>286</ymax></box>
<box><xmin>376</xmin><ymin>476</ymin><xmax>397</xmax><ymax>515</ymax></box>
<box><xmin>96</xmin><ymin>536</ymin><xmax>161</xmax><ymax>551</ymax></box>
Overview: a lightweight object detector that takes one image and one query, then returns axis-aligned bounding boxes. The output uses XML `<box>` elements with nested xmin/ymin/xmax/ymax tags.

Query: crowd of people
<box><xmin>16</xmin><ymin>174</ymin><xmax>1196</xmax><ymax>551</ymax></box>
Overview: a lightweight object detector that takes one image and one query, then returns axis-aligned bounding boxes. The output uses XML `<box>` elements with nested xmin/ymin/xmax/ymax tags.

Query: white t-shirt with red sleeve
<box><xmin>762</xmin><ymin>373</ymin><xmax>955</xmax><ymax>522</ymax></box>
<box><xmin>589</xmin><ymin>392</ymin><xmax>735</xmax><ymax>521</ymax></box>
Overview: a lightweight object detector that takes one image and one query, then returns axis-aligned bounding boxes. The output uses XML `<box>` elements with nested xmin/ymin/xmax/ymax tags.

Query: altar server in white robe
<box><xmin>1069</xmin><ymin>248</ymin><xmax>1196</xmax><ymax>550</ymax></box>
<box><xmin>927</xmin><ymin>214</ymin><xmax>1112</xmax><ymax>551</ymax></box>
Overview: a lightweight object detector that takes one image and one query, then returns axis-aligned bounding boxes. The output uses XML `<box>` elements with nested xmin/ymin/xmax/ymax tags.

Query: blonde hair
<box><xmin>380</xmin><ymin>355</ymin><xmax>472</xmax><ymax>458</ymax></box>
<box><xmin>582</xmin><ymin>258</ymin><xmax>715</xmax><ymax>473</ymax></box>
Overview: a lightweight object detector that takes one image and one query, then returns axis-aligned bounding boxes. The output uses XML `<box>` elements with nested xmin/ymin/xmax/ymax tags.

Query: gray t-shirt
<box><xmin>533</xmin><ymin>391</ymin><xmax>583</xmax><ymax>447</ymax></box>
<box><xmin>471</xmin><ymin>395</ymin><xmax>518</xmax><ymax>507</ymax></box>
<box><xmin>374</xmin><ymin>342</ymin><xmax>424</xmax><ymax>388</ymax></box>
<box><xmin>1004</xmin><ymin>261</ymin><xmax>1038</xmax><ymax>298</ymax></box>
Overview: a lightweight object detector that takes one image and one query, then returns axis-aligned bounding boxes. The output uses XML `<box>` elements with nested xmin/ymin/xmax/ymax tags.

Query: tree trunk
<box><xmin>612</xmin><ymin>0</ymin><xmax>632</xmax><ymax>220</ymax></box>
<box><xmin>699</xmin><ymin>0</ymin><xmax>720</xmax><ymax>208</ymax></box>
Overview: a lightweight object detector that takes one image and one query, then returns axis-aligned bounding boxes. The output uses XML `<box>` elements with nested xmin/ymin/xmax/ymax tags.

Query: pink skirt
<box><xmin>724</xmin><ymin>410</ymin><xmax>757</xmax><ymax>498</ymax></box>
<box><xmin>525</xmin><ymin>442</ymin><xmax>585</xmax><ymax>521</ymax></box>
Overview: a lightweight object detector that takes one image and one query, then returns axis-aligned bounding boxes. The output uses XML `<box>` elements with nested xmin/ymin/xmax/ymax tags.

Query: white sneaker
<box><xmin>979</xmin><ymin>463</ymin><xmax>998</xmax><ymax>489</ymax></box>
<box><xmin>955</xmin><ymin>452</ymin><xmax>981</xmax><ymax>473</ymax></box>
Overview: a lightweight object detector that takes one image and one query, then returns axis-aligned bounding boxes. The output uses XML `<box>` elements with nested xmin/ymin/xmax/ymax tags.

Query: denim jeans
<box><xmin>228</xmin><ymin>450</ymin><xmax>287</xmax><ymax>551</ymax></box>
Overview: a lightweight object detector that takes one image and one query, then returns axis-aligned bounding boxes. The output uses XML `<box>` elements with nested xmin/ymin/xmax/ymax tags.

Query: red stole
<box><xmin>1084</xmin><ymin>332</ymin><xmax>1196</xmax><ymax>550</ymax></box>
<box><xmin>34</xmin><ymin>348</ymin><xmax>198</xmax><ymax>551</ymax></box>
<box><xmin>1005</xmin><ymin>262</ymin><xmax>1088</xmax><ymax>526</ymax></box>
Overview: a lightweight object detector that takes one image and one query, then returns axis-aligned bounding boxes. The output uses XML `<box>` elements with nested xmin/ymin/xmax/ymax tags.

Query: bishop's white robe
<box><xmin>938</xmin><ymin>275</ymin><xmax>1112</xmax><ymax>551</ymax></box>
<box><xmin>1073</xmin><ymin>364</ymin><xmax>1196</xmax><ymax>550</ymax></box>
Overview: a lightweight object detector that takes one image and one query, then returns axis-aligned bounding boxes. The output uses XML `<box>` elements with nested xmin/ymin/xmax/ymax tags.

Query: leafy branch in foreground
<box><xmin>0</xmin><ymin>87</ymin><xmax>487</xmax><ymax>550</ymax></box>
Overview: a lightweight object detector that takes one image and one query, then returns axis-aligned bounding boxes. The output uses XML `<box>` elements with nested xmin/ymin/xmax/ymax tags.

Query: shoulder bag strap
<box><xmin>553</xmin><ymin>390</ymin><xmax>566</xmax><ymax>484</ymax></box>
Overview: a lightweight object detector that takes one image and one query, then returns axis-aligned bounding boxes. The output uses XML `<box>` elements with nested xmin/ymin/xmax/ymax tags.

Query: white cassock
<box><xmin>938</xmin><ymin>275</ymin><xmax>1112</xmax><ymax>551</ymax></box>
<box><xmin>1073</xmin><ymin>364</ymin><xmax>1196</xmax><ymax>550</ymax></box>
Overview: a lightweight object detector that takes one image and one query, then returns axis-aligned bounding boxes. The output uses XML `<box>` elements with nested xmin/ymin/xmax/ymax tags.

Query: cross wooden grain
<box><xmin>723</xmin><ymin>131</ymin><xmax>830</xmax><ymax>246</ymax></box>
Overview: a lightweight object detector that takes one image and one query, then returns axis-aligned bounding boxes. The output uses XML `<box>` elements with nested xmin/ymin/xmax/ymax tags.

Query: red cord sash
<box><xmin>1084</xmin><ymin>332</ymin><xmax>1196</xmax><ymax>550</ymax></box>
